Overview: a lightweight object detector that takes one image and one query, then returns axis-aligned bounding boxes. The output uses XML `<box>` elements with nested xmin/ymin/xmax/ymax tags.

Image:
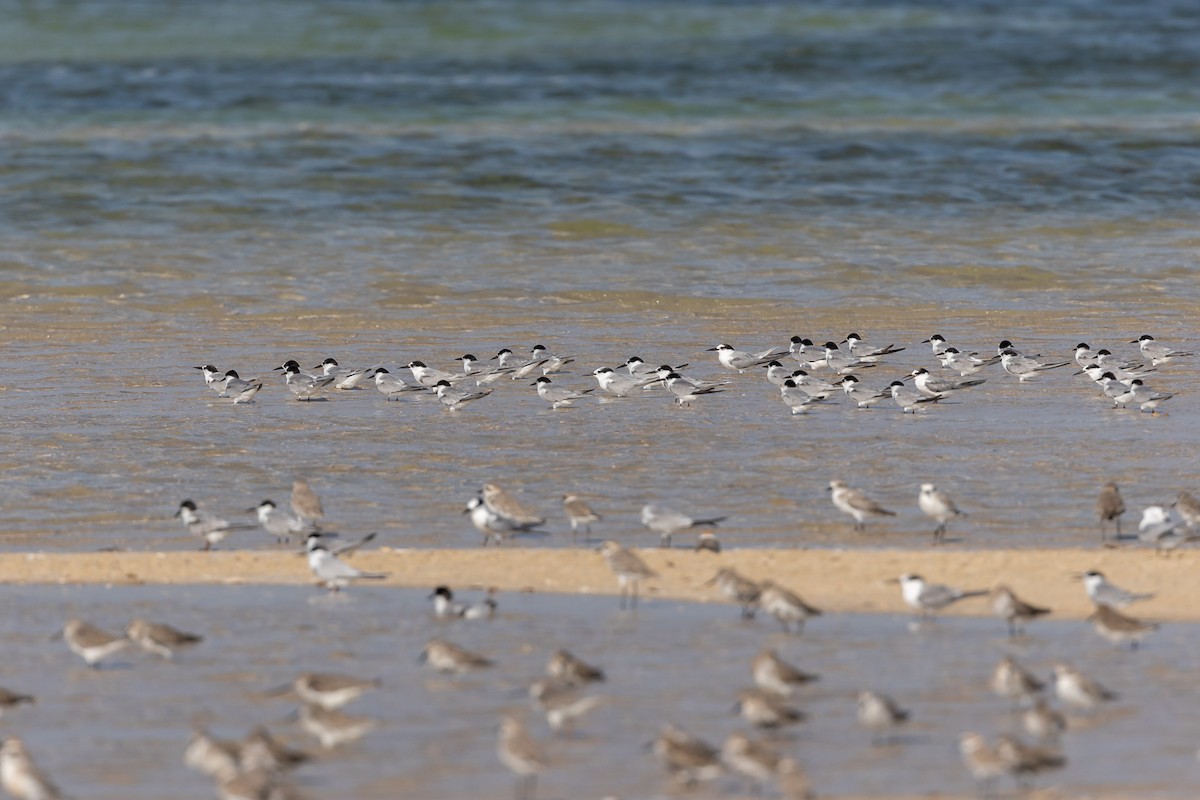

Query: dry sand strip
<box><xmin>0</xmin><ymin>546</ymin><xmax>1190</xmax><ymax>622</ymax></box>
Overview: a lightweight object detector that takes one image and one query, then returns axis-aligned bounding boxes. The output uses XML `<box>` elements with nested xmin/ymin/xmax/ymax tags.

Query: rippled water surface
<box><xmin>0</xmin><ymin>0</ymin><xmax>1197</xmax><ymax>550</ymax></box>
<box><xmin>0</xmin><ymin>585</ymin><xmax>1196</xmax><ymax>798</ymax></box>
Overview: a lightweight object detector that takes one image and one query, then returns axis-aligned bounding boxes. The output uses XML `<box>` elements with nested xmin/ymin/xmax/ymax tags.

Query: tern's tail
<box><xmin>359</xmin><ymin>573</ymin><xmax>388</xmax><ymax>580</ymax></box>
<box><xmin>695</xmin><ymin>516</ymin><xmax>728</xmax><ymax>527</ymax></box>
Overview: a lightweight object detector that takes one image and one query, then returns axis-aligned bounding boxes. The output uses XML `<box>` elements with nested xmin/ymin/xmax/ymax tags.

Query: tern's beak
<box><xmin>883</xmin><ymin>577</ymin><xmax>901</xmax><ymax>585</ymax></box>
<box><xmin>920</xmin><ymin>338</ymin><xmax>931</xmax><ymax>343</ymax></box>
<box><xmin>704</xmin><ymin>347</ymin><xmax>718</xmax><ymax>352</ymax></box>
<box><xmin>1072</xmin><ymin>369</ymin><xmax>1085</xmax><ymax>375</ymax></box>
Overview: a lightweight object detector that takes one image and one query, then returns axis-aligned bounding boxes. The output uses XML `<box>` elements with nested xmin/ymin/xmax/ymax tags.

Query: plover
<box><xmin>751</xmin><ymin>649</ymin><xmax>818</xmax><ymax>697</ymax></box>
<box><xmin>429</xmin><ymin>586</ymin><xmax>497</xmax><ymax>620</ymax></box>
<box><xmin>641</xmin><ymin>504</ymin><xmax>725</xmax><ymax>548</ymax></box>
<box><xmin>1095</xmin><ymin>482</ymin><xmax>1125</xmax><ymax>540</ymax></box>
<box><xmin>918</xmin><ymin>483</ymin><xmax>965</xmax><ymax>544</ymax></box>
<box><xmin>705</xmin><ymin>567</ymin><xmax>761</xmax><ymax>619</ymax></box>
<box><xmin>1079</xmin><ymin>570</ymin><xmax>1154</xmax><ymax>608</ymax></box>
<box><xmin>483</xmin><ymin>483</ymin><xmax>545</xmax><ymax>528</ymax></box>
<box><xmin>562</xmin><ymin>494</ymin><xmax>601</xmax><ymax>540</ymax></box>
<box><xmin>0</xmin><ymin>738</ymin><xmax>60</xmax><ymax>800</ymax></box>
<box><xmin>735</xmin><ymin>688</ymin><xmax>805</xmax><ymax>729</ymax></box>
<box><xmin>856</xmin><ymin>690</ymin><xmax>909</xmax><ymax>745</ymax></box>
<box><xmin>896</xmin><ymin>574</ymin><xmax>987</xmax><ymax>619</ymax></box>
<box><xmin>1052</xmin><ymin>662</ymin><xmax>1118</xmax><ymax>711</ymax></box>
<box><xmin>721</xmin><ymin>732</ymin><xmax>780</xmax><ymax>794</ymax></box>
<box><xmin>289</xmin><ymin>672</ymin><xmax>381</xmax><ymax>710</ymax></box>
<box><xmin>0</xmin><ymin>689</ymin><xmax>33</xmax><ymax>719</ymax></box>
<box><xmin>989</xmin><ymin>585</ymin><xmax>1051</xmax><ymax>637</ymax></box>
<box><xmin>652</xmin><ymin>724</ymin><xmax>723</xmax><ymax>787</ymax></box>
<box><xmin>546</xmin><ymin>649</ymin><xmax>605</xmax><ymax>686</ymax></box>
<box><xmin>527</xmin><ymin>678</ymin><xmax>603</xmax><ymax>734</ymax></box>
<box><xmin>597</xmin><ymin>541</ymin><xmax>657</xmax><ymax>610</ymax></box>
<box><xmin>758</xmin><ymin>580</ymin><xmax>821</xmax><ymax>633</ymax></box>
<box><xmin>298</xmin><ymin>704</ymin><xmax>376</xmax><ymax>749</ymax></box>
<box><xmin>290</xmin><ymin>478</ymin><xmax>324</xmax><ymax>525</ymax></box>
<box><xmin>989</xmin><ymin>656</ymin><xmax>1044</xmax><ymax>706</ymax></box>
<box><xmin>776</xmin><ymin>757</ymin><xmax>813</xmax><ymax>800</ymax></box>
<box><xmin>419</xmin><ymin>639</ymin><xmax>494</xmax><ymax>675</ymax></box>
<box><xmin>497</xmin><ymin>715</ymin><xmax>545</xmax><ymax>800</ymax></box>
<box><xmin>1088</xmin><ymin>603</ymin><xmax>1158</xmax><ymax>650</ymax></box>
<box><xmin>61</xmin><ymin>619</ymin><xmax>129</xmax><ymax>668</ymax></box>
<box><xmin>829</xmin><ymin>480</ymin><xmax>896</xmax><ymax>532</ymax></box>
<box><xmin>125</xmin><ymin>619</ymin><xmax>203</xmax><ymax>659</ymax></box>
<box><xmin>1176</xmin><ymin>490</ymin><xmax>1200</xmax><ymax>528</ymax></box>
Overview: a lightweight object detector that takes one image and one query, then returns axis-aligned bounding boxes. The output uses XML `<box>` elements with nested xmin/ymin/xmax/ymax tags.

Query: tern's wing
<box><xmin>332</xmin><ymin>532</ymin><xmax>377</xmax><ymax>557</ymax></box>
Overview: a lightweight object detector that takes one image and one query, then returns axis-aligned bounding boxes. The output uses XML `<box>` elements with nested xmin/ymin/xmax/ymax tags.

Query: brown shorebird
<box><xmin>1096</xmin><ymin>481</ymin><xmax>1125</xmax><ymax>540</ymax></box>
<box><xmin>989</xmin><ymin>585</ymin><xmax>1051</xmax><ymax>637</ymax></box>
<box><xmin>597</xmin><ymin>541</ymin><xmax>657</xmax><ymax>610</ymax></box>
<box><xmin>1088</xmin><ymin>603</ymin><xmax>1158</xmax><ymax>650</ymax></box>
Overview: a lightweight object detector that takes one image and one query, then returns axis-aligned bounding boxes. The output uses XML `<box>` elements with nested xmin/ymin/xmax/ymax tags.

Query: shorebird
<box><xmin>722</xmin><ymin>732</ymin><xmax>781</xmax><ymax>795</ymax></box>
<box><xmin>1052</xmin><ymin>662</ymin><xmax>1118</xmax><ymax>712</ymax></box>
<box><xmin>958</xmin><ymin>732</ymin><xmax>1006</xmax><ymax>797</ymax></box>
<box><xmin>483</xmin><ymin>483</ymin><xmax>545</xmax><ymax>528</ymax></box>
<box><xmin>429</xmin><ymin>586</ymin><xmax>497</xmax><ymax>620</ymax></box>
<box><xmin>497</xmin><ymin>715</ymin><xmax>545</xmax><ymax>800</ymax></box>
<box><xmin>695</xmin><ymin>531</ymin><xmax>721</xmax><ymax>552</ymax></box>
<box><xmin>895</xmin><ymin>574</ymin><xmax>987</xmax><ymax>620</ymax></box>
<box><xmin>217</xmin><ymin>767</ymin><xmax>303</xmax><ymax>800</ymax></box>
<box><xmin>1176</xmin><ymin>490</ymin><xmax>1200</xmax><ymax>528</ymax></box>
<box><xmin>175</xmin><ymin>499</ymin><xmax>253</xmax><ymax>550</ymax></box>
<box><xmin>652</xmin><ymin>724</ymin><xmax>722</xmax><ymax>787</ymax></box>
<box><xmin>184</xmin><ymin>726</ymin><xmax>241</xmax><ymax>782</ymax></box>
<box><xmin>829</xmin><ymin>480</ymin><xmax>896</xmax><ymax>532</ymax></box>
<box><xmin>290</xmin><ymin>478</ymin><xmax>324</xmax><ymax>525</ymax></box>
<box><xmin>989</xmin><ymin>585</ymin><xmax>1051</xmax><ymax>637</ymax></box>
<box><xmin>546</xmin><ymin>649</ymin><xmax>605</xmax><ymax>686</ymax></box>
<box><xmin>735</xmin><ymin>688</ymin><xmax>805</xmax><ymax>729</ymax></box>
<box><xmin>305</xmin><ymin>532</ymin><xmax>385</xmax><ymax>592</ymax></box>
<box><xmin>751</xmin><ymin>649</ymin><xmax>818</xmax><ymax>697</ymax></box>
<box><xmin>918</xmin><ymin>483</ymin><xmax>965</xmax><ymax>544</ymax></box>
<box><xmin>995</xmin><ymin>734</ymin><xmax>1066</xmax><ymax>790</ymax></box>
<box><xmin>0</xmin><ymin>738</ymin><xmax>61</xmax><ymax>800</ymax></box>
<box><xmin>597</xmin><ymin>540</ymin><xmax>657</xmax><ymax>610</ymax></box>
<box><xmin>1095</xmin><ymin>482</ymin><xmax>1125</xmax><ymax>540</ymax></box>
<box><xmin>419</xmin><ymin>639</ymin><xmax>494</xmax><ymax>675</ymax></box>
<box><xmin>705</xmin><ymin>567</ymin><xmax>761</xmax><ymax>619</ymax></box>
<box><xmin>856</xmin><ymin>690</ymin><xmax>909</xmax><ymax>745</ymax></box>
<box><xmin>641</xmin><ymin>504</ymin><xmax>725</xmax><ymax>547</ymax></box>
<box><xmin>1131</xmin><ymin>334</ymin><xmax>1194</xmax><ymax>365</ymax></box>
<box><xmin>125</xmin><ymin>619</ymin><xmax>203</xmax><ymax>659</ymax></box>
<box><xmin>298</xmin><ymin>704</ymin><xmax>376</xmax><ymax>749</ymax></box>
<box><xmin>758</xmin><ymin>580</ymin><xmax>822</xmax><ymax>633</ymax></box>
<box><xmin>562</xmin><ymin>494</ymin><xmax>601</xmax><ymax>540</ymax></box>
<box><xmin>1079</xmin><ymin>570</ymin><xmax>1154</xmax><ymax>608</ymax></box>
<box><xmin>60</xmin><ymin>619</ymin><xmax>129</xmax><ymax>668</ymax></box>
<box><xmin>288</xmin><ymin>672</ymin><xmax>381</xmax><ymax>710</ymax></box>
<box><xmin>0</xmin><ymin>689</ymin><xmax>34</xmax><ymax>718</ymax></box>
<box><xmin>990</xmin><ymin>655</ymin><xmax>1044</xmax><ymax>707</ymax></box>
<box><xmin>1088</xmin><ymin>603</ymin><xmax>1158</xmax><ymax>650</ymax></box>
<box><xmin>527</xmin><ymin>678</ymin><xmax>603</xmax><ymax>734</ymax></box>
<box><xmin>1022</xmin><ymin>699</ymin><xmax>1067</xmax><ymax>743</ymax></box>
<box><xmin>238</xmin><ymin>726</ymin><xmax>309</xmax><ymax>774</ymax></box>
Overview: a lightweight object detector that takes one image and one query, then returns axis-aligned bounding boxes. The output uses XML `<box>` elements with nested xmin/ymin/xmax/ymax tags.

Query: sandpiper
<box><xmin>238</xmin><ymin>726</ymin><xmax>309</xmax><ymax>774</ymax></box>
<box><xmin>1088</xmin><ymin>603</ymin><xmax>1158</xmax><ymax>650</ymax></box>
<box><xmin>527</xmin><ymin>678</ymin><xmax>604</xmax><ymax>734</ymax></box>
<box><xmin>0</xmin><ymin>738</ymin><xmax>61</xmax><ymax>800</ymax></box>
<box><xmin>1052</xmin><ymin>662</ymin><xmax>1118</xmax><ymax>712</ymax></box>
<box><xmin>125</xmin><ymin>619</ymin><xmax>203</xmax><ymax>659</ymax></box>
<box><xmin>989</xmin><ymin>585</ymin><xmax>1051</xmax><ymax>637</ymax></box>
<box><xmin>298</xmin><ymin>704</ymin><xmax>376</xmax><ymax>749</ymax></box>
<box><xmin>735</xmin><ymin>688</ymin><xmax>805</xmax><ymax>729</ymax></box>
<box><xmin>995</xmin><ymin>734</ymin><xmax>1065</xmax><ymax>790</ymax></box>
<box><xmin>1096</xmin><ymin>482</ymin><xmax>1125</xmax><ymax>541</ymax></box>
<box><xmin>958</xmin><ymin>732</ymin><xmax>1006</xmax><ymax>797</ymax></box>
<box><xmin>705</xmin><ymin>567</ymin><xmax>761</xmax><ymax>619</ymax></box>
<box><xmin>758</xmin><ymin>580</ymin><xmax>822</xmax><ymax>633</ymax></box>
<box><xmin>0</xmin><ymin>688</ymin><xmax>34</xmax><ymax>718</ymax></box>
<box><xmin>419</xmin><ymin>638</ymin><xmax>494</xmax><ymax>675</ymax></box>
<box><xmin>751</xmin><ymin>649</ymin><xmax>818</xmax><ymax>697</ymax></box>
<box><xmin>856</xmin><ymin>690</ymin><xmax>909</xmax><ymax>745</ymax></box>
<box><xmin>290</xmin><ymin>478</ymin><xmax>325</xmax><ymax>525</ymax></box>
<box><xmin>61</xmin><ymin>619</ymin><xmax>129</xmax><ymax>668</ymax></box>
<box><xmin>497</xmin><ymin>715</ymin><xmax>545</xmax><ymax>800</ymax></box>
<box><xmin>546</xmin><ymin>649</ymin><xmax>605</xmax><ymax>686</ymax></box>
<box><xmin>597</xmin><ymin>541</ymin><xmax>657</xmax><ymax>610</ymax></box>
<box><xmin>183</xmin><ymin>726</ymin><xmax>241</xmax><ymax>782</ymax></box>
<box><xmin>289</xmin><ymin>672</ymin><xmax>381</xmax><ymax>710</ymax></box>
<box><xmin>828</xmin><ymin>480</ymin><xmax>896</xmax><ymax>531</ymax></box>
<box><xmin>1022</xmin><ymin>698</ymin><xmax>1067</xmax><ymax>743</ymax></box>
<box><xmin>652</xmin><ymin>724</ymin><xmax>723</xmax><ymax>787</ymax></box>
<box><xmin>695</xmin><ymin>530</ymin><xmax>721</xmax><ymax>552</ymax></box>
<box><xmin>918</xmin><ymin>483</ymin><xmax>966</xmax><ymax>544</ymax></box>
<box><xmin>217</xmin><ymin>768</ymin><xmax>303</xmax><ymax>800</ymax></box>
<box><xmin>721</xmin><ymin>732</ymin><xmax>780</xmax><ymax>795</ymax></box>
<box><xmin>989</xmin><ymin>655</ymin><xmax>1044</xmax><ymax>706</ymax></box>
<box><xmin>562</xmin><ymin>494</ymin><xmax>601</xmax><ymax>540</ymax></box>
<box><xmin>483</xmin><ymin>482</ymin><xmax>545</xmax><ymax>527</ymax></box>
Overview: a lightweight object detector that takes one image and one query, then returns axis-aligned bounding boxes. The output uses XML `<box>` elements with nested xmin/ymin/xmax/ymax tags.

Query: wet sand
<box><xmin>1</xmin><ymin>545</ymin><xmax>1188</xmax><ymax>621</ymax></box>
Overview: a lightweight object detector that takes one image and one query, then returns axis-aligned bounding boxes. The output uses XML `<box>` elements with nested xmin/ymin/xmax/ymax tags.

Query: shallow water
<box><xmin>0</xmin><ymin>585</ymin><xmax>1196</xmax><ymax>798</ymax></box>
<box><xmin>0</xmin><ymin>0</ymin><xmax>1198</xmax><ymax>551</ymax></box>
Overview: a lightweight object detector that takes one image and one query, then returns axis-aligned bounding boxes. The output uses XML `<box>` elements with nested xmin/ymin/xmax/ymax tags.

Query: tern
<box><xmin>371</xmin><ymin>367</ymin><xmax>426</xmax><ymax>399</ymax></box>
<box><xmin>896</xmin><ymin>573</ymin><xmax>986</xmax><ymax>619</ymax></box>
<box><xmin>843</xmin><ymin>333</ymin><xmax>905</xmax><ymax>362</ymax></box>
<box><xmin>1131</xmin><ymin>334</ymin><xmax>1194</xmax><ymax>365</ymax></box>
<box><xmin>314</xmin><ymin>358</ymin><xmax>376</xmax><ymax>390</ymax></box>
<box><xmin>910</xmin><ymin>367</ymin><xmax>985</xmax><ymax>397</ymax></box>
<box><xmin>304</xmin><ymin>532</ymin><xmax>385</xmax><ymax>592</ymax></box>
<box><xmin>999</xmin><ymin>350</ymin><xmax>1071</xmax><ymax>381</ymax></box>
<box><xmin>641</xmin><ymin>504</ymin><xmax>725</xmax><ymax>547</ymax></box>
<box><xmin>707</xmin><ymin>343</ymin><xmax>786</xmax><ymax>372</ymax></box>
<box><xmin>531</xmin><ymin>376</ymin><xmax>592</xmax><ymax>408</ymax></box>
<box><xmin>889</xmin><ymin>380</ymin><xmax>940</xmax><ymax>412</ymax></box>
<box><xmin>664</xmin><ymin>373</ymin><xmax>724</xmax><ymax>406</ymax></box>
<box><xmin>1079</xmin><ymin>570</ymin><xmax>1154</xmax><ymax>608</ymax></box>
<box><xmin>434</xmin><ymin>380</ymin><xmax>492</xmax><ymax>411</ymax></box>
<box><xmin>837</xmin><ymin>375</ymin><xmax>888</xmax><ymax>408</ymax></box>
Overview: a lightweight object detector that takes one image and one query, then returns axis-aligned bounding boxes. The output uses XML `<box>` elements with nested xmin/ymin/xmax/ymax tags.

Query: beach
<box><xmin>4</xmin><ymin>544</ymin><xmax>1187</xmax><ymax>620</ymax></box>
